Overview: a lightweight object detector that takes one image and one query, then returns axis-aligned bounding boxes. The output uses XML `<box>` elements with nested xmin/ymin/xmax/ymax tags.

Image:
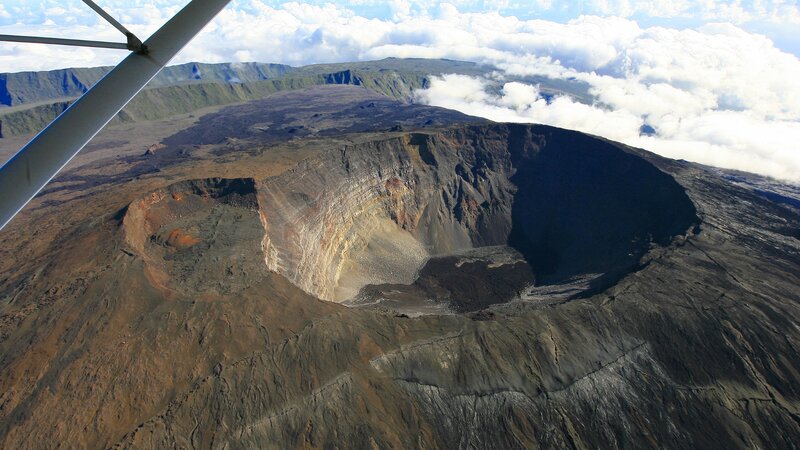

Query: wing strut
<box><xmin>0</xmin><ymin>0</ymin><xmax>148</xmax><ymax>52</ymax></box>
<box><xmin>81</xmin><ymin>0</ymin><xmax>147</xmax><ymax>53</ymax></box>
<box><xmin>0</xmin><ymin>0</ymin><xmax>231</xmax><ymax>230</ymax></box>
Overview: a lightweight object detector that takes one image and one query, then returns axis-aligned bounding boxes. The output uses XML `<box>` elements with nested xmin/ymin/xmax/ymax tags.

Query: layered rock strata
<box><xmin>255</xmin><ymin>125</ymin><xmax>697</xmax><ymax>302</ymax></box>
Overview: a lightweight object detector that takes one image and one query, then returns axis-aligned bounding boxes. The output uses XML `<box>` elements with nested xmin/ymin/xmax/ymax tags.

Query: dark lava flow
<box><xmin>355</xmin><ymin>248</ymin><xmax>536</xmax><ymax>313</ymax></box>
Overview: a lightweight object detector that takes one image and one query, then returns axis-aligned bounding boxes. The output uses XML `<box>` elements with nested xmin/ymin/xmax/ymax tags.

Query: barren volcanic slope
<box><xmin>1</xmin><ymin>84</ymin><xmax>799</xmax><ymax>449</ymax></box>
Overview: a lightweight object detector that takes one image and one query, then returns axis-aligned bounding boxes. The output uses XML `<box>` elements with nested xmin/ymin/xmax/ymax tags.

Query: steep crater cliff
<box><xmin>197</xmin><ymin>124</ymin><xmax>697</xmax><ymax>311</ymax></box>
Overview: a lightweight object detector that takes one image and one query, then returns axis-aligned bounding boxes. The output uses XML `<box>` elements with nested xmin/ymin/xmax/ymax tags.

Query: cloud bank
<box><xmin>410</xmin><ymin>16</ymin><xmax>800</xmax><ymax>182</ymax></box>
<box><xmin>418</xmin><ymin>74</ymin><xmax>800</xmax><ymax>182</ymax></box>
<box><xmin>0</xmin><ymin>1</ymin><xmax>798</xmax><ymax>181</ymax></box>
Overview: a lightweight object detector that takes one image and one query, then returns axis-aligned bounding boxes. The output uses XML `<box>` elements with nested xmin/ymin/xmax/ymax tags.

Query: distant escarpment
<box><xmin>0</xmin><ymin>58</ymin><xmax>591</xmax><ymax>138</ymax></box>
<box><xmin>0</xmin><ymin>62</ymin><xmax>292</xmax><ymax>107</ymax></box>
<box><xmin>0</xmin><ymin>69</ymin><xmax>426</xmax><ymax>139</ymax></box>
<box><xmin>0</xmin><ymin>60</ymin><xmax>433</xmax><ymax>138</ymax></box>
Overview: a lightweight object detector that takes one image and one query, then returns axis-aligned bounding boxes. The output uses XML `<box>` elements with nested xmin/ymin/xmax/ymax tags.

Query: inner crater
<box><xmin>122</xmin><ymin>178</ymin><xmax>268</xmax><ymax>296</ymax></box>
<box><xmin>122</xmin><ymin>124</ymin><xmax>698</xmax><ymax>313</ymax></box>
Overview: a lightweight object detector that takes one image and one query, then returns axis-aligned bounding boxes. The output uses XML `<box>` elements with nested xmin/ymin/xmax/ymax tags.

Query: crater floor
<box><xmin>346</xmin><ymin>245</ymin><xmax>537</xmax><ymax>314</ymax></box>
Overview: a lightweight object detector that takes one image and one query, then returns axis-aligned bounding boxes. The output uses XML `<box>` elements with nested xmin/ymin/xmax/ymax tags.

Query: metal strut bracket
<box><xmin>0</xmin><ymin>0</ymin><xmax>148</xmax><ymax>53</ymax></box>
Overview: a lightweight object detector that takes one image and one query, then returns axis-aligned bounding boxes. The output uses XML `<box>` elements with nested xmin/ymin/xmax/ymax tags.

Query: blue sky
<box><xmin>1</xmin><ymin>1</ymin><xmax>799</xmax><ymax>182</ymax></box>
<box><xmin>1</xmin><ymin>1</ymin><xmax>799</xmax><ymax>55</ymax></box>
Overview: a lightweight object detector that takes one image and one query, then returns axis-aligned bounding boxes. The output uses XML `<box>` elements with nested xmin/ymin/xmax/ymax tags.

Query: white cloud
<box><xmin>418</xmin><ymin>73</ymin><xmax>800</xmax><ymax>182</ymax></box>
<box><xmin>415</xmin><ymin>74</ymin><xmax>644</xmax><ymax>143</ymax></box>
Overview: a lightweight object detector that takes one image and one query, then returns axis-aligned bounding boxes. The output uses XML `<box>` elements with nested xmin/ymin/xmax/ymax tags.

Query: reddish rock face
<box><xmin>165</xmin><ymin>228</ymin><xmax>200</xmax><ymax>248</ymax></box>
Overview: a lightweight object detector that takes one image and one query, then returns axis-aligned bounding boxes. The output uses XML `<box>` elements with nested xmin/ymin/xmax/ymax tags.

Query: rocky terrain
<box><xmin>0</xmin><ymin>77</ymin><xmax>799</xmax><ymax>449</ymax></box>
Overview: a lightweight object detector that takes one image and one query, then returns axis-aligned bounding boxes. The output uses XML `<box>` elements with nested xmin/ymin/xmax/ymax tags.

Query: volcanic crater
<box><xmin>121</xmin><ymin>124</ymin><xmax>698</xmax><ymax>312</ymax></box>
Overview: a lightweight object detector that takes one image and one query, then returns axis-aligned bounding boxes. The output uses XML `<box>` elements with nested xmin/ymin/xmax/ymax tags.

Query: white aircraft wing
<box><xmin>0</xmin><ymin>0</ymin><xmax>231</xmax><ymax>230</ymax></box>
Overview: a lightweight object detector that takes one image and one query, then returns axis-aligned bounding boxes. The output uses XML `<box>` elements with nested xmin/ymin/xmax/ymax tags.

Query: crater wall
<box><xmin>256</xmin><ymin>124</ymin><xmax>698</xmax><ymax>301</ymax></box>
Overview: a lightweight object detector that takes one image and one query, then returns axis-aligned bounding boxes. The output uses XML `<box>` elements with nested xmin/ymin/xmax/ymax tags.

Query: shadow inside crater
<box><xmin>506</xmin><ymin>124</ymin><xmax>699</xmax><ymax>296</ymax></box>
<box><xmin>352</xmin><ymin>125</ymin><xmax>699</xmax><ymax>313</ymax></box>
